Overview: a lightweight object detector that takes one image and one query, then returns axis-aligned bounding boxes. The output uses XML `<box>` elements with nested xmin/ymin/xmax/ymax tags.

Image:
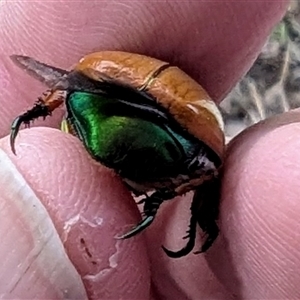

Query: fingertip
<box><xmin>0</xmin><ymin>127</ymin><xmax>151</xmax><ymax>299</ymax></box>
<box><xmin>215</xmin><ymin>111</ymin><xmax>300</xmax><ymax>298</ymax></box>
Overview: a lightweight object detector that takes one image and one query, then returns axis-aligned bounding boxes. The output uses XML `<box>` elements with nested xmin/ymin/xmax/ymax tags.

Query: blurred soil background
<box><xmin>221</xmin><ymin>1</ymin><xmax>300</xmax><ymax>142</ymax></box>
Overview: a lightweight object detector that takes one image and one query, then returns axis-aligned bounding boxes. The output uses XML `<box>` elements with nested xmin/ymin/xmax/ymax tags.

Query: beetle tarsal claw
<box><xmin>9</xmin><ymin>101</ymin><xmax>51</xmax><ymax>155</ymax></box>
<box><xmin>192</xmin><ymin>178</ymin><xmax>220</xmax><ymax>254</ymax></box>
<box><xmin>162</xmin><ymin>215</ymin><xmax>198</xmax><ymax>258</ymax></box>
<box><xmin>116</xmin><ymin>216</ymin><xmax>154</xmax><ymax>239</ymax></box>
<box><xmin>10</xmin><ymin>117</ymin><xmax>23</xmax><ymax>155</ymax></box>
<box><xmin>117</xmin><ymin>190</ymin><xmax>173</xmax><ymax>239</ymax></box>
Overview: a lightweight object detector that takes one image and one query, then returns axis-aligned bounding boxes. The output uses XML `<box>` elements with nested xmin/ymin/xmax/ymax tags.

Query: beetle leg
<box><xmin>193</xmin><ymin>177</ymin><xmax>220</xmax><ymax>253</ymax></box>
<box><xmin>10</xmin><ymin>101</ymin><xmax>49</xmax><ymax>154</ymax></box>
<box><xmin>162</xmin><ymin>177</ymin><xmax>220</xmax><ymax>258</ymax></box>
<box><xmin>117</xmin><ymin>216</ymin><xmax>155</xmax><ymax>239</ymax></box>
<box><xmin>118</xmin><ymin>189</ymin><xmax>176</xmax><ymax>239</ymax></box>
<box><xmin>161</xmin><ymin>190</ymin><xmax>200</xmax><ymax>258</ymax></box>
<box><xmin>162</xmin><ymin>213</ymin><xmax>197</xmax><ymax>258</ymax></box>
<box><xmin>10</xmin><ymin>90</ymin><xmax>66</xmax><ymax>154</ymax></box>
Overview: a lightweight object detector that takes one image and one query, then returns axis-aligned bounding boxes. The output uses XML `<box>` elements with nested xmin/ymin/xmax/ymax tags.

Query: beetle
<box><xmin>10</xmin><ymin>51</ymin><xmax>225</xmax><ymax>258</ymax></box>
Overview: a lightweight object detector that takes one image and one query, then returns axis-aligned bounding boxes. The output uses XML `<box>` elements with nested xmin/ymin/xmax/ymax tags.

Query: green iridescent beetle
<box><xmin>10</xmin><ymin>51</ymin><xmax>225</xmax><ymax>258</ymax></box>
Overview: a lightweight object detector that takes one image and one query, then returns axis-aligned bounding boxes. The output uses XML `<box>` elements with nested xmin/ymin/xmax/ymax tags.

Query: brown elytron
<box><xmin>76</xmin><ymin>52</ymin><xmax>224</xmax><ymax>159</ymax></box>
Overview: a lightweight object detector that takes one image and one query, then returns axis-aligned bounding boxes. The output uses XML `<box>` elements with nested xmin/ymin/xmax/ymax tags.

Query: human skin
<box><xmin>0</xmin><ymin>0</ymin><xmax>294</xmax><ymax>299</ymax></box>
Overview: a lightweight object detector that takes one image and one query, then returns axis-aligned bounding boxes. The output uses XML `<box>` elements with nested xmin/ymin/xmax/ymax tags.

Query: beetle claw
<box><xmin>193</xmin><ymin>178</ymin><xmax>220</xmax><ymax>254</ymax></box>
<box><xmin>162</xmin><ymin>241</ymin><xmax>195</xmax><ymax>258</ymax></box>
<box><xmin>118</xmin><ymin>189</ymin><xmax>176</xmax><ymax>240</ymax></box>
<box><xmin>117</xmin><ymin>215</ymin><xmax>154</xmax><ymax>239</ymax></box>
<box><xmin>9</xmin><ymin>101</ymin><xmax>52</xmax><ymax>155</ymax></box>
<box><xmin>10</xmin><ymin>117</ymin><xmax>23</xmax><ymax>155</ymax></box>
<box><xmin>162</xmin><ymin>183</ymin><xmax>221</xmax><ymax>258</ymax></box>
<box><xmin>162</xmin><ymin>215</ymin><xmax>197</xmax><ymax>258</ymax></box>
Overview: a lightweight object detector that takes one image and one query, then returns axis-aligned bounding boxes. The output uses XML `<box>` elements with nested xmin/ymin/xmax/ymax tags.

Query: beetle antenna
<box><xmin>10</xmin><ymin>100</ymin><xmax>50</xmax><ymax>155</ymax></box>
